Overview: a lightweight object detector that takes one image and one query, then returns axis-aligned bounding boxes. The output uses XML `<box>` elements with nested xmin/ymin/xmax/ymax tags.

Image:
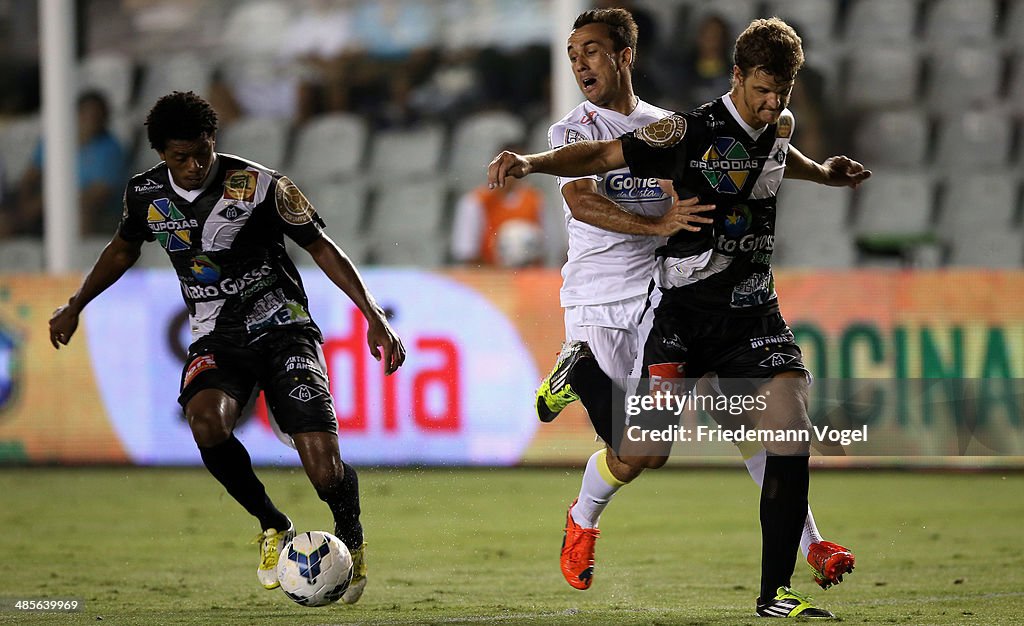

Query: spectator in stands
<box><xmin>451</xmin><ymin>144</ymin><xmax>545</xmax><ymax>267</ymax></box>
<box><xmin>1</xmin><ymin>90</ymin><xmax>125</xmax><ymax>237</ymax></box>
<box><xmin>668</xmin><ymin>12</ymin><xmax>734</xmax><ymax>111</ymax></box>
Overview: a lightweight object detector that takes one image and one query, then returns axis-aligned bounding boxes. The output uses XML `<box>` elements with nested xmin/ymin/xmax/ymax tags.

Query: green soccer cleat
<box><xmin>341</xmin><ymin>542</ymin><xmax>367</xmax><ymax>604</ymax></box>
<box><xmin>756</xmin><ymin>586</ymin><xmax>835</xmax><ymax>619</ymax></box>
<box><xmin>536</xmin><ymin>341</ymin><xmax>593</xmax><ymax>422</ymax></box>
<box><xmin>254</xmin><ymin>523</ymin><xmax>295</xmax><ymax>590</ymax></box>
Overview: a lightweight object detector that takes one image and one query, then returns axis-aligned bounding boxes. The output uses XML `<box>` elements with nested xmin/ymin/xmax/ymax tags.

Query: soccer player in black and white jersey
<box><xmin>492</xmin><ymin>16</ymin><xmax>869</xmax><ymax>618</ymax></box>
<box><xmin>49</xmin><ymin>91</ymin><xmax>404</xmax><ymax>603</ymax></box>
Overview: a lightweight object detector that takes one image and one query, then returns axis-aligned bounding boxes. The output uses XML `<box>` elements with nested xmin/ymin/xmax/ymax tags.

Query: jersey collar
<box><xmin>167</xmin><ymin>153</ymin><xmax>220</xmax><ymax>203</ymax></box>
<box><xmin>721</xmin><ymin>93</ymin><xmax>768</xmax><ymax>141</ymax></box>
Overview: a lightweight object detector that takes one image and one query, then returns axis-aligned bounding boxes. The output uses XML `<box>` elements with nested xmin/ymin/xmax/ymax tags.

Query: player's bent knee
<box><xmin>187</xmin><ymin>413</ymin><xmax>233</xmax><ymax>447</ymax></box>
<box><xmin>184</xmin><ymin>391</ymin><xmax>239</xmax><ymax>447</ymax></box>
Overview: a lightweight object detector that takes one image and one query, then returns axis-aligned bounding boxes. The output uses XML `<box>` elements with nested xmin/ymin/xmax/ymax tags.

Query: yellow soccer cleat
<box><xmin>536</xmin><ymin>341</ymin><xmax>593</xmax><ymax>422</ymax></box>
<box><xmin>254</xmin><ymin>523</ymin><xmax>295</xmax><ymax>590</ymax></box>
<box><xmin>341</xmin><ymin>542</ymin><xmax>368</xmax><ymax>604</ymax></box>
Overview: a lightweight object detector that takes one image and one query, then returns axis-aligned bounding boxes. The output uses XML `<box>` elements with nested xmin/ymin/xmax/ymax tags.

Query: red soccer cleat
<box><xmin>560</xmin><ymin>499</ymin><xmax>599</xmax><ymax>590</ymax></box>
<box><xmin>807</xmin><ymin>540</ymin><xmax>855</xmax><ymax>590</ymax></box>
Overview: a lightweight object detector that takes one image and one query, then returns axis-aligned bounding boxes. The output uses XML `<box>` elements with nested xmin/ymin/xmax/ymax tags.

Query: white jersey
<box><xmin>549</xmin><ymin>99</ymin><xmax>674</xmax><ymax>308</ymax></box>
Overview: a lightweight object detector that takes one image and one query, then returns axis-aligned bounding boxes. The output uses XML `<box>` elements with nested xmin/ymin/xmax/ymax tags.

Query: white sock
<box><xmin>571</xmin><ymin>449</ymin><xmax>626</xmax><ymax>529</ymax></box>
<box><xmin>739</xmin><ymin>443</ymin><xmax>822</xmax><ymax>558</ymax></box>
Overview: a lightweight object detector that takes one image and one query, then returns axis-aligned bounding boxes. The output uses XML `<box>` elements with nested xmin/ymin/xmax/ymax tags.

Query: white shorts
<box><xmin>564</xmin><ymin>294</ymin><xmax>648</xmax><ymax>381</ymax></box>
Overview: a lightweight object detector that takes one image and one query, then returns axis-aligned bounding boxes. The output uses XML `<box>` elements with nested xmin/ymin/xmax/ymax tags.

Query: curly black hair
<box><xmin>145</xmin><ymin>91</ymin><xmax>218</xmax><ymax>152</ymax></box>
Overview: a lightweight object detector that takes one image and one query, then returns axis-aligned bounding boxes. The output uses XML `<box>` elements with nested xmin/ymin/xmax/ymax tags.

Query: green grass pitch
<box><xmin>2</xmin><ymin>466</ymin><xmax>1023</xmax><ymax>625</ymax></box>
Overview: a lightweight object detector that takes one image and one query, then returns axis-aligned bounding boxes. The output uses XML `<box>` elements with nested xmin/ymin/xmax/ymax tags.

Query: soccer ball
<box><xmin>276</xmin><ymin>531</ymin><xmax>354</xmax><ymax>607</ymax></box>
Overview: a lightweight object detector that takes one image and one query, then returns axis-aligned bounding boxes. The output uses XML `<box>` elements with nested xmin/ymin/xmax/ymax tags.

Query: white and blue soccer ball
<box><xmin>276</xmin><ymin>531</ymin><xmax>354</xmax><ymax>607</ymax></box>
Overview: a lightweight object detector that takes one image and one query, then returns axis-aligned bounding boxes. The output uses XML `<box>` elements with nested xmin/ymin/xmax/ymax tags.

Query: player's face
<box><xmin>160</xmin><ymin>134</ymin><xmax>216</xmax><ymax>191</ymax></box>
<box><xmin>567</xmin><ymin>23</ymin><xmax>631</xmax><ymax>107</ymax></box>
<box><xmin>732</xmin><ymin>67</ymin><xmax>794</xmax><ymax>128</ymax></box>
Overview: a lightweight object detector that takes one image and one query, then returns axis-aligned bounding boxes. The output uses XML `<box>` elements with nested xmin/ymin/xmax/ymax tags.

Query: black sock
<box><xmin>199</xmin><ymin>435</ymin><xmax>289</xmax><ymax>532</ymax></box>
<box><xmin>567</xmin><ymin>357</ymin><xmax>618</xmax><ymax>444</ymax></box>
<box><xmin>759</xmin><ymin>454</ymin><xmax>809</xmax><ymax>602</ymax></box>
<box><xmin>317</xmin><ymin>461</ymin><xmax>364</xmax><ymax>549</ymax></box>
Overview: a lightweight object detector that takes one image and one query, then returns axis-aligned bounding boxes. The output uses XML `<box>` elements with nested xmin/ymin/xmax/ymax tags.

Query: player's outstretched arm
<box><xmin>304</xmin><ymin>234</ymin><xmax>406</xmax><ymax>375</ymax></box>
<box><xmin>562</xmin><ymin>179</ymin><xmax>714</xmax><ymax>237</ymax></box>
<box><xmin>784</xmin><ymin>145</ymin><xmax>872</xmax><ymax>188</ymax></box>
<box><xmin>487</xmin><ymin>140</ymin><xmax>627</xmax><ymax>189</ymax></box>
<box><xmin>49</xmin><ymin>233</ymin><xmax>143</xmax><ymax>349</ymax></box>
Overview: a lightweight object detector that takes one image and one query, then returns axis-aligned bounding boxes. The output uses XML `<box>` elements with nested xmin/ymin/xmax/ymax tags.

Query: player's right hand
<box><xmin>487</xmin><ymin>151</ymin><xmax>532</xmax><ymax>189</ymax></box>
<box><xmin>48</xmin><ymin>304</ymin><xmax>80</xmax><ymax>349</ymax></box>
<box><xmin>652</xmin><ymin>196</ymin><xmax>715</xmax><ymax>236</ymax></box>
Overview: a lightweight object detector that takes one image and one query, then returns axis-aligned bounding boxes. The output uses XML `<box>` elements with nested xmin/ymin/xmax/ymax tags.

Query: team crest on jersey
<box><xmin>223</xmin><ymin>170</ymin><xmax>257</xmax><ymax>202</ymax></box>
<box><xmin>636</xmin><ymin>114</ymin><xmax>687</xmax><ymax>148</ymax></box>
<box><xmin>275</xmin><ymin>176</ymin><xmax>315</xmax><ymax>226</ymax></box>
<box><xmin>776</xmin><ymin>113</ymin><xmax>793</xmax><ymax>139</ymax></box>
<box><xmin>147</xmin><ymin>198</ymin><xmax>197</xmax><ymax>251</ymax></box>
<box><xmin>694</xmin><ymin>138</ymin><xmax>761</xmax><ymax>194</ymax></box>
<box><xmin>722</xmin><ymin>204</ymin><xmax>753</xmax><ymax>237</ymax></box>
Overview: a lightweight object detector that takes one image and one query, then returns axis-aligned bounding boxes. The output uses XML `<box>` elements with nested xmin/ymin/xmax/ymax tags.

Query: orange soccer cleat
<box><xmin>807</xmin><ymin>540</ymin><xmax>855</xmax><ymax>590</ymax></box>
<box><xmin>560</xmin><ymin>499</ymin><xmax>600</xmax><ymax>590</ymax></box>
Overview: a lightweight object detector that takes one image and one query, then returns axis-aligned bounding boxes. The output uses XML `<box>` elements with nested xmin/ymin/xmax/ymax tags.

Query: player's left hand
<box><xmin>821</xmin><ymin>156</ymin><xmax>871</xmax><ymax>188</ymax></box>
<box><xmin>367</xmin><ymin>318</ymin><xmax>406</xmax><ymax>375</ymax></box>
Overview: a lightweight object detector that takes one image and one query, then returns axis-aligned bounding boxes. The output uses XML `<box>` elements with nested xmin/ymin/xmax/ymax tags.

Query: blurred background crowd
<box><xmin>0</xmin><ymin>0</ymin><xmax>1022</xmax><ymax>270</ymax></box>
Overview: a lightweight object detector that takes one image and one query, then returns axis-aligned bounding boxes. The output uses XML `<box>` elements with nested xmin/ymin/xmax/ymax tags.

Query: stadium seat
<box><xmin>217</xmin><ymin>117</ymin><xmax>291</xmax><ymax>171</ymax></box>
<box><xmin>774</xmin><ymin>180</ymin><xmax>856</xmax><ymax>268</ymax></box>
<box><xmin>304</xmin><ymin>180</ymin><xmax>368</xmax><ymax>239</ymax></box>
<box><xmin>853</xmin><ymin>170</ymin><xmax>936</xmax><ymax>251</ymax></box>
<box><xmin>367</xmin><ymin>123</ymin><xmax>445</xmax><ymax>182</ymax></box>
<box><xmin>1008</xmin><ymin>0</ymin><xmax>1024</xmax><ymax>49</ymax></box>
<box><xmin>933</xmin><ymin>109</ymin><xmax>1013</xmax><ymax>170</ymax></box>
<box><xmin>449</xmin><ymin>111</ymin><xmax>527</xmax><ymax>176</ymax></box>
<box><xmin>136</xmin><ymin>52</ymin><xmax>215</xmax><ymax>110</ymax></box>
<box><xmin>1007</xmin><ymin>58</ymin><xmax>1024</xmax><ymax>116</ymax></box>
<box><xmin>923</xmin><ymin>0</ymin><xmax>996</xmax><ymax>44</ymax></box>
<box><xmin>221</xmin><ymin>0</ymin><xmax>290</xmax><ymax>57</ymax></box>
<box><xmin>845</xmin><ymin>48</ymin><xmax>920</xmax><ymax>110</ymax></box>
<box><xmin>936</xmin><ymin>172</ymin><xmax>1019</xmax><ymax>237</ymax></box>
<box><xmin>764</xmin><ymin>0</ymin><xmax>836</xmax><ymax>50</ymax></box>
<box><xmin>289</xmin><ymin>113</ymin><xmax>368</xmax><ymax>183</ymax></box>
<box><xmin>844</xmin><ymin>0</ymin><xmax>918</xmax><ymax>44</ymax></box>
<box><xmin>947</xmin><ymin>229</ymin><xmax>1024</xmax><ymax>268</ymax></box>
<box><xmin>0</xmin><ymin>115</ymin><xmax>41</xmax><ymax>187</ymax></box>
<box><xmin>367</xmin><ymin>179</ymin><xmax>448</xmax><ymax>267</ymax></box>
<box><xmin>0</xmin><ymin>237</ymin><xmax>45</xmax><ymax>273</ymax></box>
<box><xmin>79</xmin><ymin>52</ymin><xmax>134</xmax><ymax>114</ymax></box>
<box><xmin>926</xmin><ymin>48</ymin><xmax>1003</xmax><ymax>112</ymax></box>
<box><xmin>853</xmin><ymin>109</ymin><xmax>930</xmax><ymax>168</ymax></box>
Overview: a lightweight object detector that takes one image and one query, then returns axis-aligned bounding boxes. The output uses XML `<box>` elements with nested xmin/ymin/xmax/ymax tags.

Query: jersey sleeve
<box><xmin>548</xmin><ymin>120</ymin><xmax>598</xmax><ymax>189</ymax></box>
<box><xmin>117</xmin><ymin>187</ymin><xmax>154</xmax><ymax>242</ymax></box>
<box><xmin>619</xmin><ymin>113</ymin><xmax>688</xmax><ymax>180</ymax></box>
<box><xmin>271</xmin><ymin>174</ymin><xmax>326</xmax><ymax>247</ymax></box>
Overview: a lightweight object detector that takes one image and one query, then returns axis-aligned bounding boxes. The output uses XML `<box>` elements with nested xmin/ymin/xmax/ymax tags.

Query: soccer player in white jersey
<box><xmin>533</xmin><ymin>8</ymin><xmax>854</xmax><ymax>594</ymax></box>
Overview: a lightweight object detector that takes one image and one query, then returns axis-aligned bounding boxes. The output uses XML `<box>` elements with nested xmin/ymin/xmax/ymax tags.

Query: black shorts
<box><xmin>637</xmin><ymin>292</ymin><xmax>807</xmax><ymax>384</ymax></box>
<box><xmin>178</xmin><ymin>328</ymin><xmax>337</xmax><ymax>435</ymax></box>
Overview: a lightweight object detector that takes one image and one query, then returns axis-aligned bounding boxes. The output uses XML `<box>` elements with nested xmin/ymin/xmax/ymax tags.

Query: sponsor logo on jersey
<box><xmin>578</xmin><ymin>111</ymin><xmax>598</xmax><ymax>125</ymax></box>
<box><xmin>190</xmin><ymin>255</ymin><xmax>221</xmax><ymax>284</ymax></box>
<box><xmin>722</xmin><ymin>204</ymin><xmax>753</xmax><ymax>237</ymax></box>
<box><xmin>750</xmin><ymin>330</ymin><xmax>794</xmax><ymax>349</ymax></box>
<box><xmin>275</xmin><ymin>176</ymin><xmax>315</xmax><ymax>226</ymax></box>
<box><xmin>133</xmin><ymin>178</ymin><xmax>163</xmax><ymax>193</ymax></box>
<box><xmin>147</xmin><ymin>198</ymin><xmax>198</xmax><ymax>252</ymax></box>
<box><xmin>636</xmin><ymin>114</ymin><xmax>687</xmax><ymax>148</ymax></box>
<box><xmin>183</xmin><ymin>354</ymin><xmax>216</xmax><ymax>387</ymax></box>
<box><xmin>285</xmin><ymin>355</ymin><xmax>321</xmax><ymax>373</ymax></box>
<box><xmin>181</xmin><ymin>262</ymin><xmax>276</xmax><ymax>299</ymax></box>
<box><xmin>603</xmin><ymin>173</ymin><xmax>668</xmax><ymax>202</ymax></box>
<box><xmin>223</xmin><ymin>169</ymin><xmax>257</xmax><ymax>202</ymax></box>
<box><xmin>244</xmin><ymin>288</ymin><xmax>310</xmax><ymax>333</ymax></box>
<box><xmin>731</xmin><ymin>272</ymin><xmax>775</xmax><ymax>308</ymax></box>
<box><xmin>564</xmin><ymin>128</ymin><xmax>586</xmax><ymax>144</ymax></box>
<box><xmin>692</xmin><ymin>137</ymin><xmax>763</xmax><ymax>194</ymax></box>
<box><xmin>648</xmin><ymin>362</ymin><xmax>686</xmax><ymax>394</ymax></box>
<box><xmin>758</xmin><ymin>352</ymin><xmax>798</xmax><ymax>369</ymax></box>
